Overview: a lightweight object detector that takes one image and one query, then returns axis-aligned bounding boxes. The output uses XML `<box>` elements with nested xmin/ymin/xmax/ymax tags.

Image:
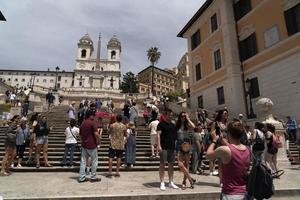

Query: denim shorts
<box><xmin>37</xmin><ymin>135</ymin><xmax>48</xmax><ymax>145</ymax></box>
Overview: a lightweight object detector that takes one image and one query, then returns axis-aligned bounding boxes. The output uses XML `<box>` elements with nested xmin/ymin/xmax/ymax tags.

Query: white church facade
<box><xmin>0</xmin><ymin>33</ymin><xmax>121</xmax><ymax>93</ymax></box>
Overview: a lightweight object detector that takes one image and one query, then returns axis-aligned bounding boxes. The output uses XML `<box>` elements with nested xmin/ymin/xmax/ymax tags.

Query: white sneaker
<box><xmin>160</xmin><ymin>182</ymin><xmax>166</xmax><ymax>191</ymax></box>
<box><xmin>213</xmin><ymin>171</ymin><xmax>219</xmax><ymax>176</ymax></box>
<box><xmin>10</xmin><ymin>164</ymin><xmax>14</xmax><ymax>168</ymax></box>
<box><xmin>17</xmin><ymin>164</ymin><xmax>22</xmax><ymax>168</ymax></box>
<box><xmin>168</xmin><ymin>182</ymin><xmax>179</xmax><ymax>189</ymax></box>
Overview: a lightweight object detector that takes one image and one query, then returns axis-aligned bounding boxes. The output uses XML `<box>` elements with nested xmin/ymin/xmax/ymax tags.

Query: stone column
<box><xmin>219</xmin><ymin>0</ymin><xmax>246</xmax><ymax>117</ymax></box>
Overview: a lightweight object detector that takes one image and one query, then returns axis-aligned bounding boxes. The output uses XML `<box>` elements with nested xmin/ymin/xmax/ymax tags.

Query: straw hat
<box><xmin>127</xmin><ymin>121</ymin><xmax>135</xmax><ymax>129</ymax></box>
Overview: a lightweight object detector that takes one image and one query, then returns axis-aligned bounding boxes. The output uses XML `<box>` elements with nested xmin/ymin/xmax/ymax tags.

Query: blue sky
<box><xmin>0</xmin><ymin>0</ymin><xmax>205</xmax><ymax>75</ymax></box>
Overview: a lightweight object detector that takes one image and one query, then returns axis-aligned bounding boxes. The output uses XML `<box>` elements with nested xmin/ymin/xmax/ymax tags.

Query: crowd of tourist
<box><xmin>1</xmin><ymin>98</ymin><xmax>299</xmax><ymax>199</ymax></box>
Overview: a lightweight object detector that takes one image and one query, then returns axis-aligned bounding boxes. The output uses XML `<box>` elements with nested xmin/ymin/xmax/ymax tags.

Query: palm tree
<box><xmin>147</xmin><ymin>47</ymin><xmax>161</xmax><ymax>96</ymax></box>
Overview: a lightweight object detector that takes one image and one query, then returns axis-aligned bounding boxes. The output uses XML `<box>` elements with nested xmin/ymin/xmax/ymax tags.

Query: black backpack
<box><xmin>252</xmin><ymin>130</ymin><xmax>265</xmax><ymax>151</ymax></box>
<box><xmin>247</xmin><ymin>158</ymin><xmax>274</xmax><ymax>200</ymax></box>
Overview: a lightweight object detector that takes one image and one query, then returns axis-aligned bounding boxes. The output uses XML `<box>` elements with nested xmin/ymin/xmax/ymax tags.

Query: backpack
<box><xmin>252</xmin><ymin>130</ymin><xmax>265</xmax><ymax>151</ymax></box>
<box><xmin>272</xmin><ymin>133</ymin><xmax>282</xmax><ymax>149</ymax></box>
<box><xmin>247</xmin><ymin>159</ymin><xmax>274</xmax><ymax>199</ymax></box>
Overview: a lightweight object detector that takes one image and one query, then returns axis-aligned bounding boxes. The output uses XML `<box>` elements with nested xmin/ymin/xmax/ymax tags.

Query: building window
<box><xmin>14</xmin><ymin>78</ymin><xmax>18</xmax><ymax>82</ymax></box>
<box><xmin>214</xmin><ymin>49</ymin><xmax>222</xmax><ymax>70</ymax></box>
<box><xmin>248</xmin><ymin>77</ymin><xmax>260</xmax><ymax>98</ymax></box>
<box><xmin>8</xmin><ymin>78</ymin><xmax>11</xmax><ymax>81</ymax></box>
<box><xmin>211</xmin><ymin>13</ymin><xmax>218</xmax><ymax>32</ymax></box>
<box><xmin>58</xmin><ymin>76</ymin><xmax>61</xmax><ymax>81</ymax></box>
<box><xmin>195</xmin><ymin>63</ymin><xmax>202</xmax><ymax>81</ymax></box>
<box><xmin>217</xmin><ymin>86</ymin><xmax>225</xmax><ymax>105</ymax></box>
<box><xmin>81</xmin><ymin>49</ymin><xmax>87</xmax><ymax>58</ymax></box>
<box><xmin>22</xmin><ymin>73</ymin><xmax>26</xmax><ymax>75</ymax></box>
<box><xmin>111</xmin><ymin>51</ymin><xmax>116</xmax><ymax>59</ymax></box>
<box><xmin>43</xmin><ymin>79</ymin><xmax>47</xmax><ymax>83</ymax></box>
<box><xmin>284</xmin><ymin>3</ymin><xmax>300</xmax><ymax>36</ymax></box>
<box><xmin>191</xmin><ymin>29</ymin><xmax>201</xmax><ymax>50</ymax></box>
<box><xmin>264</xmin><ymin>25</ymin><xmax>280</xmax><ymax>48</ymax></box>
<box><xmin>79</xmin><ymin>81</ymin><xmax>82</xmax><ymax>86</ymax></box>
<box><xmin>36</xmin><ymin>79</ymin><xmax>39</xmax><ymax>83</ymax></box>
<box><xmin>234</xmin><ymin>0</ymin><xmax>252</xmax><ymax>21</ymax></box>
<box><xmin>239</xmin><ymin>33</ymin><xmax>257</xmax><ymax>61</ymax></box>
<box><xmin>197</xmin><ymin>95</ymin><xmax>203</xmax><ymax>108</ymax></box>
<box><xmin>50</xmin><ymin>79</ymin><xmax>54</xmax><ymax>83</ymax></box>
<box><xmin>22</xmin><ymin>78</ymin><xmax>25</xmax><ymax>82</ymax></box>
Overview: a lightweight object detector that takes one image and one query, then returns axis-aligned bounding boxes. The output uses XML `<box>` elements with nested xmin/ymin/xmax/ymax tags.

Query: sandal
<box><xmin>190</xmin><ymin>178</ymin><xmax>196</xmax><ymax>189</ymax></box>
<box><xmin>182</xmin><ymin>181</ymin><xmax>187</xmax><ymax>190</ymax></box>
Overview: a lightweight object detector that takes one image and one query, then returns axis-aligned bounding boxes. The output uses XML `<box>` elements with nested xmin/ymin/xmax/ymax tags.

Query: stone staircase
<box><xmin>0</xmin><ymin>105</ymin><xmax>299</xmax><ymax>172</ymax></box>
<box><xmin>0</xmin><ymin>105</ymin><xmax>161</xmax><ymax>172</ymax></box>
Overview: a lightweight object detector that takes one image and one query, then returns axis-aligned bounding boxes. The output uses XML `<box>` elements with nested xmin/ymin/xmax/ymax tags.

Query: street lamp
<box><xmin>54</xmin><ymin>66</ymin><xmax>60</xmax><ymax>91</ymax></box>
<box><xmin>245</xmin><ymin>78</ymin><xmax>256</xmax><ymax>119</ymax></box>
<box><xmin>29</xmin><ymin>72</ymin><xmax>37</xmax><ymax>92</ymax></box>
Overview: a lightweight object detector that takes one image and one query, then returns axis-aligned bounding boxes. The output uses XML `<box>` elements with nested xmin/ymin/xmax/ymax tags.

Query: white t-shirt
<box><xmin>65</xmin><ymin>126</ymin><xmax>80</xmax><ymax>144</ymax></box>
<box><xmin>149</xmin><ymin>120</ymin><xmax>159</xmax><ymax>135</ymax></box>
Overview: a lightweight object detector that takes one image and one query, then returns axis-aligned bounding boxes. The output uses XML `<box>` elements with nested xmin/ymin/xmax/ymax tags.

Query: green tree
<box><xmin>166</xmin><ymin>91</ymin><xmax>181</xmax><ymax>102</ymax></box>
<box><xmin>120</xmin><ymin>72</ymin><xmax>139</xmax><ymax>93</ymax></box>
<box><xmin>147</xmin><ymin>47</ymin><xmax>161</xmax><ymax>95</ymax></box>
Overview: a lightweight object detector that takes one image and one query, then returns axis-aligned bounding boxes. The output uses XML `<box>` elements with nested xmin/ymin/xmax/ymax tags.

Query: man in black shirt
<box><xmin>157</xmin><ymin>109</ymin><xmax>179</xmax><ymax>191</ymax></box>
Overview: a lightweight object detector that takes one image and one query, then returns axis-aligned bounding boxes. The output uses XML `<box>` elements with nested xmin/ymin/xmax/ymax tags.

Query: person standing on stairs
<box><xmin>175</xmin><ymin>111</ymin><xmax>196</xmax><ymax>189</ymax></box>
<box><xmin>107</xmin><ymin>114</ymin><xmax>127</xmax><ymax>177</ymax></box>
<box><xmin>68</xmin><ymin>101</ymin><xmax>76</xmax><ymax>122</ymax></box>
<box><xmin>78</xmin><ymin>110</ymin><xmax>100</xmax><ymax>182</ymax></box>
<box><xmin>157</xmin><ymin>109</ymin><xmax>179</xmax><ymax>191</ymax></box>
<box><xmin>148</xmin><ymin>117</ymin><xmax>160</xmax><ymax>159</ymax></box>
<box><xmin>26</xmin><ymin>113</ymin><xmax>41</xmax><ymax>165</ymax></box>
<box><xmin>62</xmin><ymin>119</ymin><xmax>79</xmax><ymax>168</ymax></box>
<box><xmin>129</xmin><ymin>102</ymin><xmax>139</xmax><ymax>127</ymax></box>
<box><xmin>0</xmin><ymin>115</ymin><xmax>20</xmax><ymax>176</ymax></box>
<box><xmin>15</xmin><ymin>118</ymin><xmax>29</xmax><ymax>167</ymax></box>
<box><xmin>124</xmin><ymin>122</ymin><xmax>137</xmax><ymax>168</ymax></box>
<box><xmin>35</xmin><ymin>116</ymin><xmax>52</xmax><ymax>168</ymax></box>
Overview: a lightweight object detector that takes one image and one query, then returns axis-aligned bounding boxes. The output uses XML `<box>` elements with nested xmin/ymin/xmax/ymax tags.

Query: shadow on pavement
<box><xmin>142</xmin><ymin>182</ymin><xmax>161</xmax><ymax>188</ymax></box>
<box><xmin>195</xmin><ymin>181</ymin><xmax>220</xmax><ymax>188</ymax></box>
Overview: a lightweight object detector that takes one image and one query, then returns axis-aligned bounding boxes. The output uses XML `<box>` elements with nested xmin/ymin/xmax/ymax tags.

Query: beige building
<box><xmin>174</xmin><ymin>53</ymin><xmax>190</xmax><ymax>97</ymax></box>
<box><xmin>137</xmin><ymin>66</ymin><xmax>176</xmax><ymax>97</ymax></box>
<box><xmin>178</xmin><ymin>0</ymin><xmax>300</xmax><ymax>120</ymax></box>
<box><xmin>0</xmin><ymin>33</ymin><xmax>122</xmax><ymax>92</ymax></box>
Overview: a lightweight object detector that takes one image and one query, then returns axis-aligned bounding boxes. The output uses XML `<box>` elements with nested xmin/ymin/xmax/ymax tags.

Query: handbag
<box><xmin>181</xmin><ymin>142</ymin><xmax>191</xmax><ymax>153</ymax></box>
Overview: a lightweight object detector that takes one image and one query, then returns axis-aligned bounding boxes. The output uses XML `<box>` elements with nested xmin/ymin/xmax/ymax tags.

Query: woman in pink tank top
<box><xmin>206</xmin><ymin>121</ymin><xmax>250</xmax><ymax>200</ymax></box>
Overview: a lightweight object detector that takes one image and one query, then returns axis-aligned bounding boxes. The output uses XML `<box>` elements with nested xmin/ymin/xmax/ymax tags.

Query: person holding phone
<box><xmin>35</xmin><ymin>116</ymin><xmax>52</xmax><ymax>168</ymax></box>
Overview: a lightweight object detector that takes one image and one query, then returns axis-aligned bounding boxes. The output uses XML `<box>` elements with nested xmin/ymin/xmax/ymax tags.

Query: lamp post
<box><xmin>54</xmin><ymin>66</ymin><xmax>60</xmax><ymax>91</ymax></box>
<box><xmin>245</xmin><ymin>78</ymin><xmax>256</xmax><ymax>119</ymax></box>
<box><xmin>29</xmin><ymin>72</ymin><xmax>37</xmax><ymax>92</ymax></box>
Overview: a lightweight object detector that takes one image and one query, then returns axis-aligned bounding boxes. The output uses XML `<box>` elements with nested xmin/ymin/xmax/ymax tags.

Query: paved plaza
<box><xmin>0</xmin><ymin>165</ymin><xmax>300</xmax><ymax>200</ymax></box>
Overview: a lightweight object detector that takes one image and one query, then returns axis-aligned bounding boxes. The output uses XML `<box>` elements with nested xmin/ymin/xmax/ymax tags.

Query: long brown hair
<box><xmin>175</xmin><ymin>112</ymin><xmax>188</xmax><ymax>131</ymax></box>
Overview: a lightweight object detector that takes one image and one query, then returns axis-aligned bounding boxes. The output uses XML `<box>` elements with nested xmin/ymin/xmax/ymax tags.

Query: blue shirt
<box><xmin>287</xmin><ymin>119</ymin><xmax>297</xmax><ymax>130</ymax></box>
<box><xmin>16</xmin><ymin>127</ymin><xmax>29</xmax><ymax>146</ymax></box>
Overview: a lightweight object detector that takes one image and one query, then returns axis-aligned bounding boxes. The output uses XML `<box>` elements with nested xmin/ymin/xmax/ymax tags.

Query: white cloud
<box><xmin>0</xmin><ymin>0</ymin><xmax>205</xmax><ymax>75</ymax></box>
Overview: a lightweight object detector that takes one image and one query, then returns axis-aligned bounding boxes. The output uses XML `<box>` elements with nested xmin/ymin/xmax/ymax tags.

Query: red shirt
<box><xmin>222</xmin><ymin>144</ymin><xmax>250</xmax><ymax>195</ymax></box>
<box><xmin>80</xmin><ymin>118</ymin><xmax>98</xmax><ymax>149</ymax></box>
